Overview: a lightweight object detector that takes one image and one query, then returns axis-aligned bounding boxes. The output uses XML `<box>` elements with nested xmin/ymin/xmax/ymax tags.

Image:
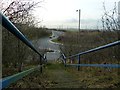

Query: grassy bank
<box><xmin>51</xmin><ymin>38</ymin><xmax>61</xmax><ymax>44</ymax></box>
<box><xmin>7</xmin><ymin>61</ymin><xmax>120</xmax><ymax>88</ymax></box>
<box><xmin>58</xmin><ymin>30</ymin><xmax>120</xmax><ymax>64</ymax></box>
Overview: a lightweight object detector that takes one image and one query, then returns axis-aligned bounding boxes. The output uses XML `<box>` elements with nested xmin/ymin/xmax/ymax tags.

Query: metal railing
<box><xmin>0</xmin><ymin>12</ymin><xmax>47</xmax><ymax>89</ymax></box>
<box><xmin>60</xmin><ymin>40</ymin><xmax>120</xmax><ymax>70</ymax></box>
<box><xmin>1</xmin><ymin>11</ymin><xmax>120</xmax><ymax>89</ymax></box>
<box><xmin>1</xmin><ymin>65</ymin><xmax>41</xmax><ymax>88</ymax></box>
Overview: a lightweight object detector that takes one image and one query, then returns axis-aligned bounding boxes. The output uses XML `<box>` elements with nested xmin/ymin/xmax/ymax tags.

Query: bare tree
<box><xmin>0</xmin><ymin>0</ymin><xmax>43</xmax><ymax>25</ymax></box>
<box><xmin>101</xmin><ymin>2</ymin><xmax>120</xmax><ymax>31</ymax></box>
<box><xmin>101</xmin><ymin>2</ymin><xmax>120</xmax><ymax>64</ymax></box>
<box><xmin>1</xmin><ymin>0</ymin><xmax>44</xmax><ymax>72</ymax></box>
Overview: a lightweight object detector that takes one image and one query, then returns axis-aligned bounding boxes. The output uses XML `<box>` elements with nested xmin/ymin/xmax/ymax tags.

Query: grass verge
<box><xmin>6</xmin><ymin>61</ymin><xmax>120</xmax><ymax>88</ymax></box>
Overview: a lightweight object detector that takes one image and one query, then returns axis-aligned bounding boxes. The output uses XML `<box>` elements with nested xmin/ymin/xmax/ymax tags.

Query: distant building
<box><xmin>118</xmin><ymin>1</ymin><xmax>120</xmax><ymax>23</ymax></box>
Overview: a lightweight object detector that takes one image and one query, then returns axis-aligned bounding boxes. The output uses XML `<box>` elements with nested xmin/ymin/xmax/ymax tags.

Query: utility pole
<box><xmin>76</xmin><ymin>9</ymin><xmax>81</xmax><ymax>32</ymax></box>
<box><xmin>118</xmin><ymin>1</ymin><xmax>120</xmax><ymax>23</ymax></box>
<box><xmin>76</xmin><ymin>9</ymin><xmax>81</xmax><ymax>50</ymax></box>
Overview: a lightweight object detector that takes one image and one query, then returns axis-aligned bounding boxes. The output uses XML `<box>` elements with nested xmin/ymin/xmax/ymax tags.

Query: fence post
<box><xmin>78</xmin><ymin>55</ymin><xmax>80</xmax><ymax>71</ymax></box>
<box><xmin>39</xmin><ymin>55</ymin><xmax>42</xmax><ymax>73</ymax></box>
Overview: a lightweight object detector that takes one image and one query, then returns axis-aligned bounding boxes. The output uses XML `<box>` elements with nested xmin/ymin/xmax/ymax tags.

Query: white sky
<box><xmin>33</xmin><ymin>0</ymin><xmax>120</xmax><ymax>29</ymax></box>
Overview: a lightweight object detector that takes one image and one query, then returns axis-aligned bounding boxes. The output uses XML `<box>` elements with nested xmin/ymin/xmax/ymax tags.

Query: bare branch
<box><xmin>101</xmin><ymin>2</ymin><xmax>120</xmax><ymax>31</ymax></box>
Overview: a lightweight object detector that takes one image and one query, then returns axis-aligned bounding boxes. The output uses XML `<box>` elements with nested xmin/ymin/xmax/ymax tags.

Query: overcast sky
<box><xmin>33</xmin><ymin>0</ymin><xmax>120</xmax><ymax>29</ymax></box>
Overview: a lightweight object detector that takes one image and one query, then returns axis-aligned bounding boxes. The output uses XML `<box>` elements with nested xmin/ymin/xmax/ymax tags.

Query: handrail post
<box><xmin>64</xmin><ymin>58</ymin><xmax>66</xmax><ymax>67</ymax></box>
<box><xmin>61</xmin><ymin>53</ymin><xmax>67</xmax><ymax>67</ymax></box>
<box><xmin>43</xmin><ymin>54</ymin><xmax>46</xmax><ymax>63</ymax></box>
<box><xmin>44</xmin><ymin>54</ymin><xmax>47</xmax><ymax>63</ymax></box>
<box><xmin>39</xmin><ymin>55</ymin><xmax>42</xmax><ymax>73</ymax></box>
<box><xmin>78</xmin><ymin>55</ymin><xmax>80</xmax><ymax>71</ymax></box>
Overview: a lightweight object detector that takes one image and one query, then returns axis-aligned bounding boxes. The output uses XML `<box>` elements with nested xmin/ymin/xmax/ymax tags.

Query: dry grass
<box><xmin>7</xmin><ymin>61</ymin><xmax>120</xmax><ymax>88</ymax></box>
<box><xmin>59</xmin><ymin>30</ymin><xmax>120</xmax><ymax>64</ymax></box>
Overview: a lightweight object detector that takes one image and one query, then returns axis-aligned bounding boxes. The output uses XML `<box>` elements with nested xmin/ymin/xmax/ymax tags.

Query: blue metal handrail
<box><xmin>0</xmin><ymin>65</ymin><xmax>41</xmax><ymax>88</ymax></box>
<box><xmin>67</xmin><ymin>40</ymin><xmax>120</xmax><ymax>59</ymax></box>
<box><xmin>66</xmin><ymin>64</ymin><xmax>120</xmax><ymax>68</ymax></box>
<box><xmin>0</xmin><ymin>12</ymin><xmax>46</xmax><ymax>88</ymax></box>
<box><xmin>0</xmin><ymin>12</ymin><xmax>44</xmax><ymax>58</ymax></box>
<box><xmin>60</xmin><ymin>40</ymin><xmax>120</xmax><ymax>69</ymax></box>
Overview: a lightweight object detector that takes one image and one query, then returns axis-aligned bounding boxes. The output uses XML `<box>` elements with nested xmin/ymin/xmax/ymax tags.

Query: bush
<box><xmin>2</xmin><ymin>23</ymin><xmax>51</xmax><ymax>76</ymax></box>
